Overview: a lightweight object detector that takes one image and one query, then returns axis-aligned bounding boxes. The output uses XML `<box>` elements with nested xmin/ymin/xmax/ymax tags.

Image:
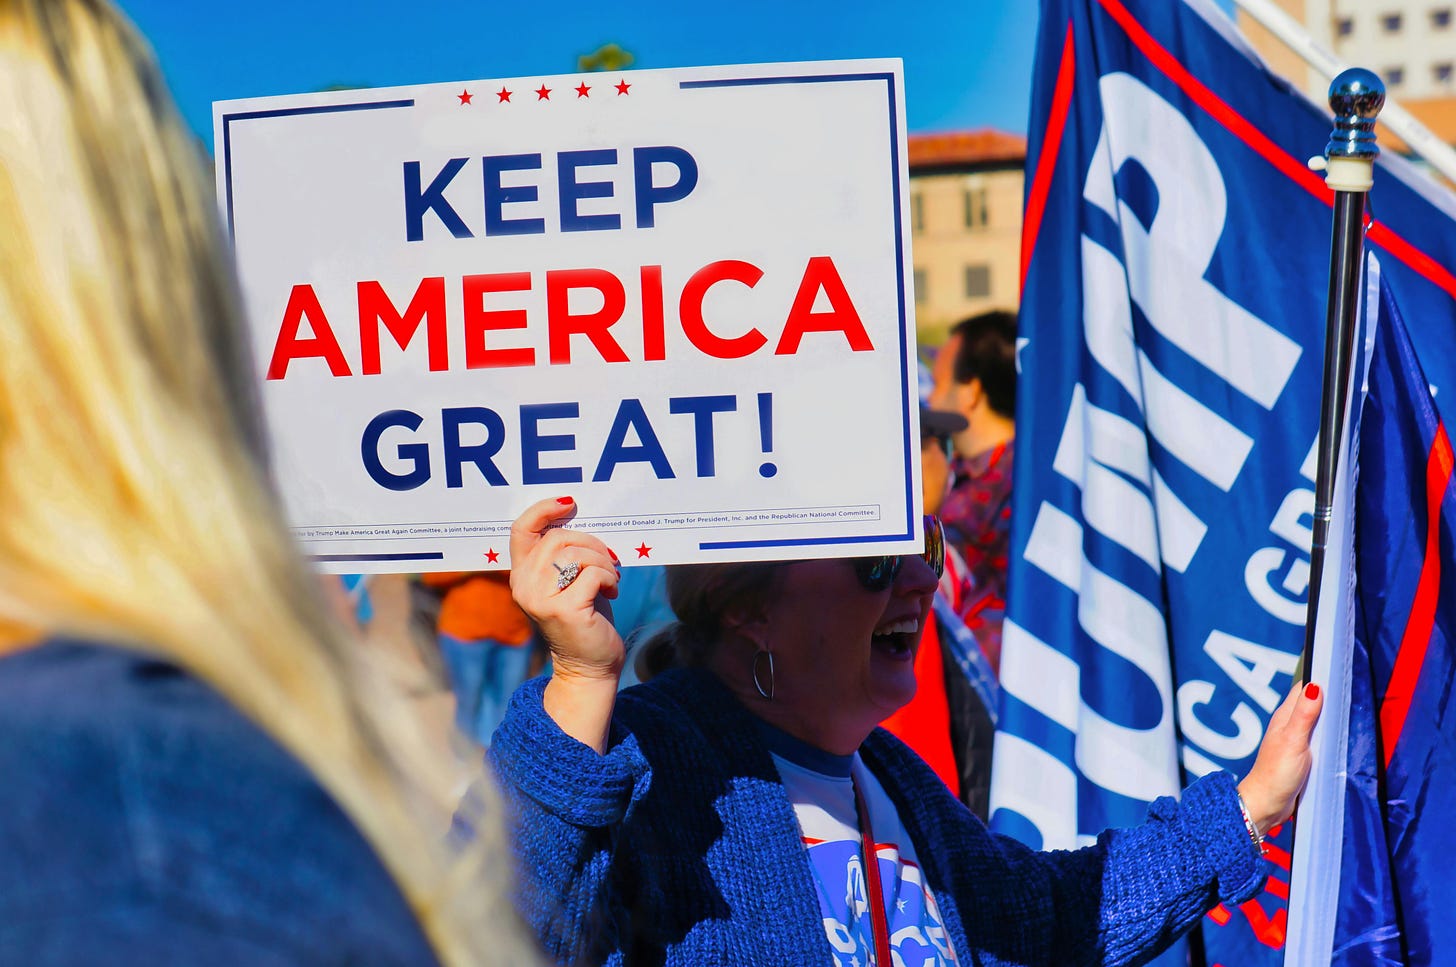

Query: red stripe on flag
<box><xmin>1020</xmin><ymin>21</ymin><xmax>1076</xmax><ymax>298</ymax></box>
<box><xmin>1095</xmin><ymin>0</ymin><xmax>1329</xmax><ymax>198</ymax></box>
<box><xmin>1367</xmin><ymin>223</ymin><xmax>1456</xmax><ymax>301</ymax></box>
<box><xmin>1094</xmin><ymin>0</ymin><xmax>1456</xmax><ymax>303</ymax></box>
<box><xmin>1380</xmin><ymin>422</ymin><xmax>1455</xmax><ymax>767</ymax></box>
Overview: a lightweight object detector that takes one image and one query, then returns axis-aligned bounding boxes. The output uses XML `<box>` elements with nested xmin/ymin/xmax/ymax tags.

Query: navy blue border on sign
<box><xmin>681</xmin><ymin>71</ymin><xmax>916</xmax><ymax>552</ymax></box>
<box><xmin>225</xmin><ymin>72</ymin><xmax>914</xmax><ymax>560</ymax></box>
<box><xmin>310</xmin><ymin>551</ymin><xmax>445</xmax><ymax>563</ymax></box>
<box><xmin>219</xmin><ymin>99</ymin><xmax>414</xmax><ymax>242</ymax></box>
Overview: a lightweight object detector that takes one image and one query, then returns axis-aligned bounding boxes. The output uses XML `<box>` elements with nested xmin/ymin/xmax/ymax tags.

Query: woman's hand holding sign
<box><xmin>509</xmin><ymin>496</ymin><xmax>622</xmax><ymax>752</ymax></box>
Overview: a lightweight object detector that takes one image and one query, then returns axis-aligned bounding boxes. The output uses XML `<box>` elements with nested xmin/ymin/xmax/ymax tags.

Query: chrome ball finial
<box><xmin>1325</xmin><ymin>68</ymin><xmax>1385</xmax><ymax>161</ymax></box>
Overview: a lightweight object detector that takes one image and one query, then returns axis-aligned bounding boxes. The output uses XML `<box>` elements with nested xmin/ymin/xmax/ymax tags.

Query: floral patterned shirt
<box><xmin>939</xmin><ymin>438</ymin><xmax>1013</xmax><ymax>675</ymax></box>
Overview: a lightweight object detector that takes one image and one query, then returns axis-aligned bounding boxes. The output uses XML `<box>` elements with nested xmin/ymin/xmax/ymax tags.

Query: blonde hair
<box><xmin>0</xmin><ymin>1</ymin><xmax>533</xmax><ymax>962</ymax></box>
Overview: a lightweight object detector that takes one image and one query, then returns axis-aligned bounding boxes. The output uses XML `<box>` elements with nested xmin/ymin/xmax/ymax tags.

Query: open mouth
<box><xmin>871</xmin><ymin>617</ymin><xmax>920</xmax><ymax>660</ymax></box>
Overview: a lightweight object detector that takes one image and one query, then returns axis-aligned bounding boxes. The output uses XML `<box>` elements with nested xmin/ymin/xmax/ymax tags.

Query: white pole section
<box><xmin>1231</xmin><ymin>0</ymin><xmax>1456</xmax><ymax>187</ymax></box>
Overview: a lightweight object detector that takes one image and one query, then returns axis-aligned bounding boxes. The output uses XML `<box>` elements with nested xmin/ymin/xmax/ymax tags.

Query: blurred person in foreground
<box><xmin>933</xmin><ymin>310</ymin><xmax>1018</xmax><ymax>674</ymax></box>
<box><xmin>0</xmin><ymin>2</ymin><xmax>535</xmax><ymax>963</ymax></box>
<box><xmin>492</xmin><ymin>496</ymin><xmax>1323</xmax><ymax>966</ymax></box>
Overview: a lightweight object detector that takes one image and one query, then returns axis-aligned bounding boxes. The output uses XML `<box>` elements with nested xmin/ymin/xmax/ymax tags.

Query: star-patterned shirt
<box><xmin>762</xmin><ymin>725</ymin><xmax>960</xmax><ymax>967</ymax></box>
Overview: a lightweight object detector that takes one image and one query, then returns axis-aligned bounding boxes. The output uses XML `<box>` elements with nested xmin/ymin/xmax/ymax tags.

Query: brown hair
<box><xmin>949</xmin><ymin>309</ymin><xmax>1018</xmax><ymax>418</ymax></box>
<box><xmin>633</xmin><ymin>561</ymin><xmax>783</xmax><ymax>680</ymax></box>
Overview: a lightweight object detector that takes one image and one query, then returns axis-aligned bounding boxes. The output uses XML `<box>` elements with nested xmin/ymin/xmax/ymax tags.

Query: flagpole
<box><xmin>1301</xmin><ymin>68</ymin><xmax>1384</xmax><ymax>685</ymax></box>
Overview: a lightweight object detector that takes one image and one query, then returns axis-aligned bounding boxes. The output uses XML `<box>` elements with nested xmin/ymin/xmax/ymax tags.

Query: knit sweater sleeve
<box><xmin>863</xmin><ymin>731</ymin><xmax>1267</xmax><ymax>966</ymax></box>
<box><xmin>487</xmin><ymin>677</ymin><xmax>649</xmax><ymax>966</ymax></box>
<box><xmin>987</xmin><ymin>770</ymin><xmax>1266</xmax><ymax>966</ymax></box>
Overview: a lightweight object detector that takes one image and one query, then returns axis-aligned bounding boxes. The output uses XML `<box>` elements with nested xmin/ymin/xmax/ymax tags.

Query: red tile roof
<box><xmin>908</xmin><ymin>129</ymin><xmax>1027</xmax><ymax>169</ymax></box>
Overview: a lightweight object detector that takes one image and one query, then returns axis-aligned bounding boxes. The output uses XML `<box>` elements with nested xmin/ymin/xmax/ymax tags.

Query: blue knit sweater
<box><xmin>489</xmin><ymin>669</ymin><xmax>1267</xmax><ymax>967</ymax></box>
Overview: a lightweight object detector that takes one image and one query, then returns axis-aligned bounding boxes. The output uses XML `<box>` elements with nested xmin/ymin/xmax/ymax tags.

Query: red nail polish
<box><xmin>556</xmin><ymin>496</ymin><xmax>574</xmax><ymax>505</ymax></box>
<box><xmin>609</xmin><ymin>548</ymin><xmax>619</xmax><ymax>563</ymax></box>
<box><xmin>1305</xmin><ymin>683</ymin><xmax>1320</xmax><ymax>700</ymax></box>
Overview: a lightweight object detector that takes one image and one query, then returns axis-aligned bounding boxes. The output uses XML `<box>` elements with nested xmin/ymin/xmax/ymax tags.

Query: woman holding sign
<box><xmin>493</xmin><ymin>497</ymin><xmax>1322</xmax><ymax>966</ymax></box>
<box><xmin>0</xmin><ymin>2</ymin><xmax>533</xmax><ymax>964</ymax></box>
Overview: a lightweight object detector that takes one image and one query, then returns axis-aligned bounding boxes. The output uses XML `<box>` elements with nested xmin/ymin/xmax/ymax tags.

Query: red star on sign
<box><xmin>457</xmin><ymin>89</ymin><xmax>473</xmax><ymax>104</ymax></box>
<box><xmin>575</xmin><ymin>82</ymin><xmax>591</xmax><ymax>98</ymax></box>
<box><xmin>615</xmin><ymin>79</ymin><xmax>631</xmax><ymax>95</ymax></box>
<box><xmin>497</xmin><ymin>87</ymin><xmax>512</xmax><ymax>103</ymax></box>
<box><xmin>485</xmin><ymin>548</ymin><xmax>500</xmax><ymax>563</ymax></box>
<box><xmin>635</xmin><ymin>542</ymin><xmax>652</xmax><ymax>558</ymax></box>
<box><xmin>535</xmin><ymin>85</ymin><xmax>551</xmax><ymax>100</ymax></box>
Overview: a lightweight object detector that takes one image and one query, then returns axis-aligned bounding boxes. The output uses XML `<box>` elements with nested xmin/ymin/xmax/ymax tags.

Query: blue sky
<box><xmin>118</xmin><ymin>1</ymin><xmax>1237</xmax><ymax>152</ymax></box>
<box><xmin>116</xmin><ymin>1</ymin><xmax>1038</xmax><ymax>150</ymax></box>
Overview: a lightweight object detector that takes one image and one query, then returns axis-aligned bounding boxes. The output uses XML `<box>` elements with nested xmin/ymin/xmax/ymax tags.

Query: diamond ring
<box><xmin>552</xmin><ymin>561</ymin><xmax>582</xmax><ymax>590</ymax></box>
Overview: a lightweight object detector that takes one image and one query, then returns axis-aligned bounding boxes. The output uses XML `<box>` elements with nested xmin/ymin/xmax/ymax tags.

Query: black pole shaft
<box><xmin>1301</xmin><ymin>189</ymin><xmax>1368</xmax><ymax>686</ymax></box>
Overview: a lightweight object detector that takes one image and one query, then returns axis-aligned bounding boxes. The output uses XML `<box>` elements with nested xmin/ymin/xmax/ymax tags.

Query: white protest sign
<box><xmin>216</xmin><ymin>59</ymin><xmax>922</xmax><ymax>572</ymax></box>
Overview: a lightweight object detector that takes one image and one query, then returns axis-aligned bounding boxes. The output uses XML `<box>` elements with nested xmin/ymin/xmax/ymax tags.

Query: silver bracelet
<box><xmin>1235</xmin><ymin>791</ymin><xmax>1266</xmax><ymax>852</ymax></box>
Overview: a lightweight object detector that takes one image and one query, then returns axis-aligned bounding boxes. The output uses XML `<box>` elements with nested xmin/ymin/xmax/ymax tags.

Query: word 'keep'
<box><xmin>404</xmin><ymin>146</ymin><xmax>698</xmax><ymax>241</ymax></box>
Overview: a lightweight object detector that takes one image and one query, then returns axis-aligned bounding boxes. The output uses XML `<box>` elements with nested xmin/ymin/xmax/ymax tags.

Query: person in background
<box><xmin>928</xmin><ymin>326</ymin><xmax>963</xmax><ymax>411</ymax></box>
<box><xmin>879</xmin><ymin>392</ymin><xmax>1000</xmax><ymax>818</ymax></box>
<box><xmin>420</xmin><ymin>571</ymin><xmax>535</xmax><ymax>745</ymax></box>
<box><xmin>878</xmin><ymin>404</ymin><xmax>970</xmax><ymax>799</ymax></box>
<box><xmin>0</xmin><ymin>2</ymin><xmax>535</xmax><ymax>962</ymax></box>
<box><xmin>933</xmin><ymin>310</ymin><xmax>1018</xmax><ymax>674</ymax></box>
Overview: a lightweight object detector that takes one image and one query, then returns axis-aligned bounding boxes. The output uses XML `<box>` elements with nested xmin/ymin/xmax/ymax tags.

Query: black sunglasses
<box><xmin>852</xmin><ymin>515</ymin><xmax>946</xmax><ymax>592</ymax></box>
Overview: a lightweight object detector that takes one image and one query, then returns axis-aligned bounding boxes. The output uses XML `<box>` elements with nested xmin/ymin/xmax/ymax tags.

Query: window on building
<box><xmin>1336</xmin><ymin>16</ymin><xmax>1354</xmax><ymax>35</ymax></box>
<box><xmin>1437</xmin><ymin>62</ymin><xmax>1455</xmax><ymax>84</ymax></box>
<box><xmin>1387</xmin><ymin>65</ymin><xmax>1405</xmax><ymax>86</ymax></box>
<box><xmin>1432</xmin><ymin>8</ymin><xmax>1452</xmax><ymax>29</ymax></box>
<box><xmin>1381</xmin><ymin>11</ymin><xmax>1403</xmax><ymax>31</ymax></box>
<box><xmin>914</xmin><ymin>268</ymin><xmax>928</xmax><ymax>304</ymax></box>
<box><xmin>963</xmin><ymin>187</ymin><xmax>988</xmax><ymax>229</ymax></box>
<box><xmin>964</xmin><ymin>264</ymin><xmax>991</xmax><ymax>299</ymax></box>
<box><xmin>911</xmin><ymin>192</ymin><xmax>924</xmax><ymax>234</ymax></box>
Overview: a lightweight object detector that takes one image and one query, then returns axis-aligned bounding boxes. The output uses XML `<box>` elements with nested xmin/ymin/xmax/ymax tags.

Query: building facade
<box><xmin>1237</xmin><ymin>0</ymin><xmax>1456</xmax><ymax>149</ymax></box>
<box><xmin>907</xmin><ymin>130</ymin><xmax>1026</xmax><ymax>346</ymax></box>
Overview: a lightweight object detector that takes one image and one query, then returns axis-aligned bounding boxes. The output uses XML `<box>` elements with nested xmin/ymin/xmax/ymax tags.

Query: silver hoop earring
<box><xmin>751</xmin><ymin>650</ymin><xmax>776</xmax><ymax>701</ymax></box>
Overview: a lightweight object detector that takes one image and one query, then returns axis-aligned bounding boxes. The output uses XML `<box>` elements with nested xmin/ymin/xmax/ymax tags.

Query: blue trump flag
<box><xmin>1002</xmin><ymin>0</ymin><xmax>1456</xmax><ymax>964</ymax></box>
<box><xmin>1303</xmin><ymin>275</ymin><xmax>1456</xmax><ymax>966</ymax></box>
